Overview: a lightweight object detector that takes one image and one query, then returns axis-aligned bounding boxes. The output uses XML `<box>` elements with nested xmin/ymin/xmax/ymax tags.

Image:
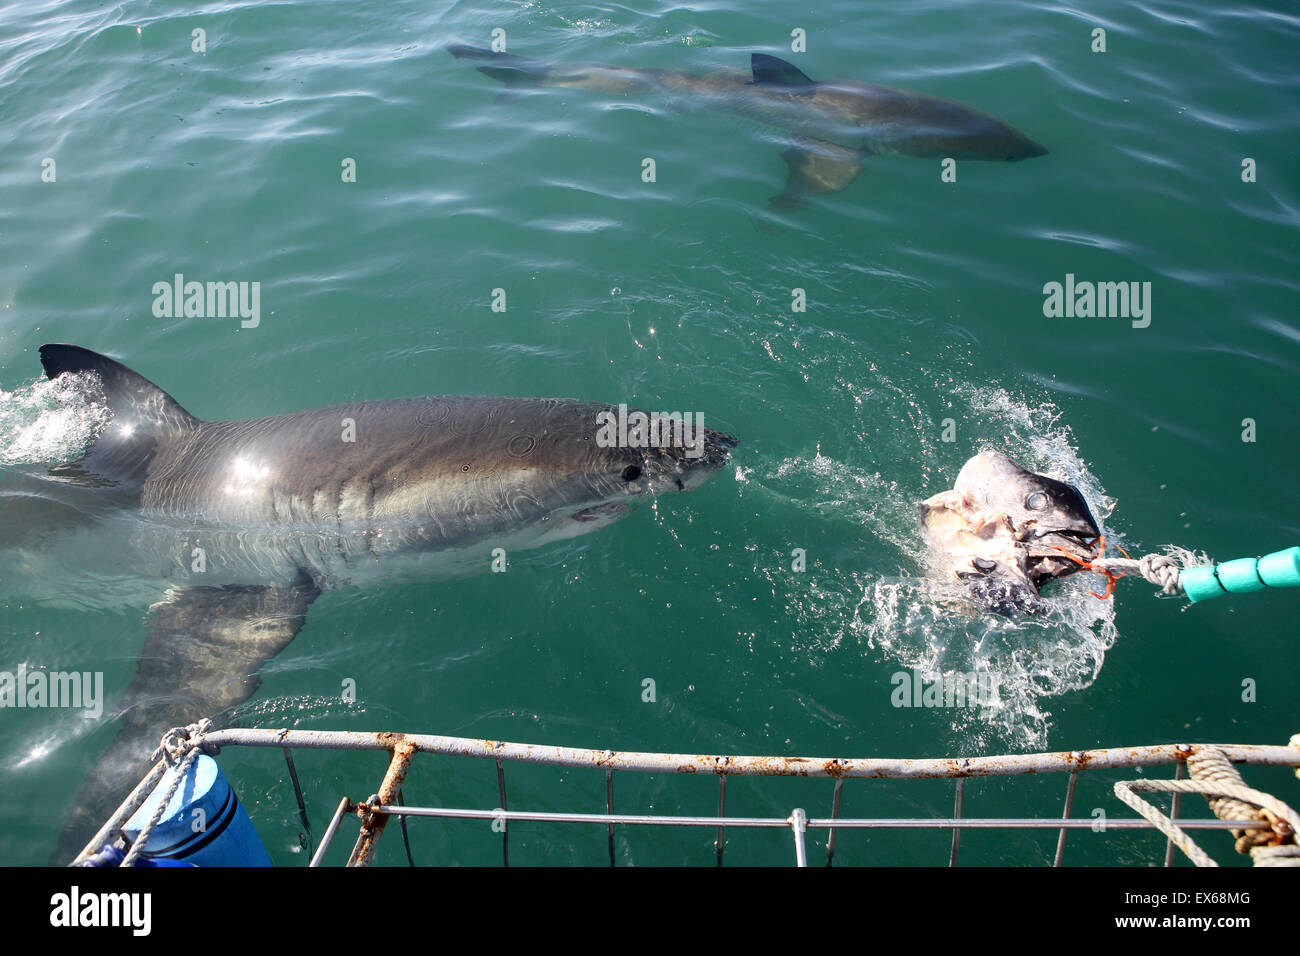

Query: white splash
<box><xmin>753</xmin><ymin>384</ymin><xmax>1119</xmax><ymax>751</ymax></box>
<box><xmin>0</xmin><ymin>373</ymin><xmax>110</xmax><ymax>466</ymax></box>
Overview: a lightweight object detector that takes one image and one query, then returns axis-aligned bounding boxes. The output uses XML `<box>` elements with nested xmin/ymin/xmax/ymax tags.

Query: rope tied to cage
<box><xmin>1113</xmin><ymin>745</ymin><xmax>1300</xmax><ymax>867</ymax></box>
<box><xmin>120</xmin><ymin>719</ymin><xmax>215</xmax><ymax>867</ymax></box>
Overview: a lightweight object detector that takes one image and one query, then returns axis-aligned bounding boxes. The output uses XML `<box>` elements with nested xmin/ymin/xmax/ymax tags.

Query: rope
<box><xmin>119</xmin><ymin>719</ymin><xmax>215</xmax><ymax>868</ymax></box>
<box><xmin>1061</xmin><ymin>543</ymin><xmax>1210</xmax><ymax>599</ymax></box>
<box><xmin>1090</xmin><ymin>553</ymin><xmax>1187</xmax><ymax>596</ymax></box>
<box><xmin>1187</xmin><ymin>748</ymin><xmax>1280</xmax><ymax>853</ymax></box>
<box><xmin>1112</xmin><ymin>746</ymin><xmax>1300</xmax><ymax>867</ymax></box>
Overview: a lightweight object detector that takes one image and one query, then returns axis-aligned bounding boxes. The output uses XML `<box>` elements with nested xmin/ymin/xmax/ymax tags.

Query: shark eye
<box><xmin>621</xmin><ymin>465</ymin><xmax>642</xmax><ymax>482</ymax></box>
<box><xmin>1024</xmin><ymin>492</ymin><xmax>1048</xmax><ymax>511</ymax></box>
<box><xmin>973</xmin><ymin>557</ymin><xmax>997</xmax><ymax>572</ymax></box>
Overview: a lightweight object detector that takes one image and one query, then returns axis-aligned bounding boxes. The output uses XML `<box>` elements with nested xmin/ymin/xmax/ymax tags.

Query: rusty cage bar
<box><xmin>75</xmin><ymin>728</ymin><xmax>1300</xmax><ymax>867</ymax></box>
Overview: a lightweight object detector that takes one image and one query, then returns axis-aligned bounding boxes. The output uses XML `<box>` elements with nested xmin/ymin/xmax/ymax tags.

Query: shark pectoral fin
<box><xmin>447</xmin><ymin>43</ymin><xmax>554</xmax><ymax>89</ymax></box>
<box><xmin>770</xmin><ymin>139</ymin><xmax>864</xmax><ymax>210</ymax></box>
<box><xmin>54</xmin><ymin>571</ymin><xmax>320</xmax><ymax>864</ymax></box>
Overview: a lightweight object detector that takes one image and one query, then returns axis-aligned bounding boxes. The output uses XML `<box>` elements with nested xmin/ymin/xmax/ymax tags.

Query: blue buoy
<box><xmin>122</xmin><ymin>755</ymin><xmax>272</xmax><ymax>866</ymax></box>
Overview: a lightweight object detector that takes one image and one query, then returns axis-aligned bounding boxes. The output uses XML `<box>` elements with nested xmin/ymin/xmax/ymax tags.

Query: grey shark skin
<box><xmin>920</xmin><ymin>449</ymin><xmax>1100</xmax><ymax>615</ymax></box>
<box><xmin>18</xmin><ymin>345</ymin><xmax>735</xmax><ymax>862</ymax></box>
<box><xmin>448</xmin><ymin>45</ymin><xmax>1047</xmax><ymax>207</ymax></box>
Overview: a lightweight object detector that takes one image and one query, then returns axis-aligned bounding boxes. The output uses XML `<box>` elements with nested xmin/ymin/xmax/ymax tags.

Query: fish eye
<box><xmin>621</xmin><ymin>465</ymin><xmax>642</xmax><ymax>482</ymax></box>
<box><xmin>1024</xmin><ymin>491</ymin><xmax>1048</xmax><ymax>511</ymax></box>
<box><xmin>974</xmin><ymin>557</ymin><xmax>996</xmax><ymax>572</ymax></box>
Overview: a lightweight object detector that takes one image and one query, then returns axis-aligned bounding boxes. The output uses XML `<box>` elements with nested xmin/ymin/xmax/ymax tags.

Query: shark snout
<box><xmin>667</xmin><ymin>428</ymin><xmax>738</xmax><ymax>492</ymax></box>
<box><xmin>1007</xmin><ymin>136</ymin><xmax>1049</xmax><ymax>161</ymax></box>
<box><xmin>605</xmin><ymin>424</ymin><xmax>737</xmax><ymax>499</ymax></box>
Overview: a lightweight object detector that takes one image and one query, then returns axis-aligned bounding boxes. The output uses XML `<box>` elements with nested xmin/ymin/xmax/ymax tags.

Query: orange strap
<box><xmin>1053</xmin><ymin>535</ymin><xmax>1132</xmax><ymax>600</ymax></box>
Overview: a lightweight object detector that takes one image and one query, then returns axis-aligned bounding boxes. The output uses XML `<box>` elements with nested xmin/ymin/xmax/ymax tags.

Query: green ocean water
<box><xmin>1</xmin><ymin>0</ymin><xmax>1297</xmax><ymax>867</ymax></box>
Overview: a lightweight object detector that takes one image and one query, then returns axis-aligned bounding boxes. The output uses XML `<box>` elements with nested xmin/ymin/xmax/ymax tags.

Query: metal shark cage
<box><xmin>76</xmin><ymin>726</ymin><xmax>1300</xmax><ymax>867</ymax></box>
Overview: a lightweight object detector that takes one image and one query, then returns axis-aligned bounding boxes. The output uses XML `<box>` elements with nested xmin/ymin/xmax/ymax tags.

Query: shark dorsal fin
<box><xmin>751</xmin><ymin>54</ymin><xmax>816</xmax><ymax>91</ymax></box>
<box><xmin>39</xmin><ymin>344</ymin><xmax>199</xmax><ymax>487</ymax></box>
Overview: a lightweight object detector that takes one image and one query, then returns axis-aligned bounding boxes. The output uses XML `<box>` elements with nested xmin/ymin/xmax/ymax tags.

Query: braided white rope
<box><xmin>120</xmin><ymin>719</ymin><xmax>214</xmax><ymax>868</ymax></box>
<box><xmin>1113</xmin><ymin>746</ymin><xmax>1300</xmax><ymax>867</ymax></box>
<box><xmin>1113</xmin><ymin>778</ymin><xmax>1220</xmax><ymax>867</ymax></box>
<box><xmin>1089</xmin><ymin>547</ymin><xmax>1209</xmax><ymax>597</ymax></box>
<box><xmin>1252</xmin><ymin>845</ymin><xmax>1300</xmax><ymax>866</ymax></box>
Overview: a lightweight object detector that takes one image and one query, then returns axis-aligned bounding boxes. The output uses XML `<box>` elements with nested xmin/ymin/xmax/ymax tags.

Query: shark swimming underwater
<box><xmin>448</xmin><ymin>45</ymin><xmax>1047</xmax><ymax>207</ymax></box>
<box><xmin>0</xmin><ymin>345</ymin><xmax>735</xmax><ymax>862</ymax></box>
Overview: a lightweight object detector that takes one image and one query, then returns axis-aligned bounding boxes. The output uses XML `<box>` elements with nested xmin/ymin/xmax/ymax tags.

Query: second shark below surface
<box><xmin>449</xmin><ymin>46</ymin><xmax>1048</xmax><ymax>206</ymax></box>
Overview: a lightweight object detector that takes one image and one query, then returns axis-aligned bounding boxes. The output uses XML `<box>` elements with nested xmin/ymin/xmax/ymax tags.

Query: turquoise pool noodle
<box><xmin>1181</xmin><ymin>566</ymin><xmax>1224</xmax><ymax>602</ymax></box>
<box><xmin>1216</xmin><ymin>558</ymin><xmax>1265</xmax><ymax>593</ymax></box>
<box><xmin>1182</xmin><ymin>547</ymin><xmax>1300</xmax><ymax>602</ymax></box>
<box><xmin>1257</xmin><ymin>546</ymin><xmax>1300</xmax><ymax>588</ymax></box>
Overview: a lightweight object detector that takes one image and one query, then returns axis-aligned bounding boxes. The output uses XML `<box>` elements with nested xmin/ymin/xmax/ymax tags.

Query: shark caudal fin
<box><xmin>39</xmin><ymin>344</ymin><xmax>199</xmax><ymax>489</ymax></box>
<box><xmin>447</xmin><ymin>43</ymin><xmax>551</xmax><ymax>87</ymax></box>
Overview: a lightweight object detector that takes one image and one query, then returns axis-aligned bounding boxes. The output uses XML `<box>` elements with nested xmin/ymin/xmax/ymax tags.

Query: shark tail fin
<box><xmin>447</xmin><ymin>43</ymin><xmax>549</xmax><ymax>87</ymax></box>
<box><xmin>39</xmin><ymin>344</ymin><xmax>200</xmax><ymax>487</ymax></box>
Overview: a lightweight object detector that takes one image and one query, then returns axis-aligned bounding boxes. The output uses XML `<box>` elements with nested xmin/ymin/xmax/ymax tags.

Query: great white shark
<box><xmin>448</xmin><ymin>46</ymin><xmax>1047</xmax><ymax>207</ymax></box>
<box><xmin>1</xmin><ymin>345</ymin><xmax>735</xmax><ymax>862</ymax></box>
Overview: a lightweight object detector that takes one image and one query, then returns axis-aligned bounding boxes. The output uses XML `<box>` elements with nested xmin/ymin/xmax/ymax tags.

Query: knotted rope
<box><xmin>1056</xmin><ymin>540</ymin><xmax>1208</xmax><ymax>599</ymax></box>
<box><xmin>119</xmin><ymin>719</ymin><xmax>216</xmax><ymax>868</ymax></box>
<box><xmin>1113</xmin><ymin>744</ymin><xmax>1300</xmax><ymax>867</ymax></box>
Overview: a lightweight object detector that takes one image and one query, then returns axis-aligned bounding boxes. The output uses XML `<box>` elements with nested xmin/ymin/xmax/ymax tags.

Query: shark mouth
<box><xmin>572</xmin><ymin>502</ymin><xmax>628</xmax><ymax>523</ymax></box>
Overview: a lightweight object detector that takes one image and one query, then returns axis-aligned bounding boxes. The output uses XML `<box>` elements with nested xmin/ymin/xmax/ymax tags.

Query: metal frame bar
<box><xmin>949</xmin><ymin>777</ymin><xmax>965</xmax><ymax>866</ymax></box>
<box><xmin>790</xmin><ymin>808</ymin><xmax>808</xmax><ymax>867</ymax></box>
<box><xmin>605</xmin><ymin>770</ymin><xmax>615</xmax><ymax>867</ymax></box>
<box><xmin>346</xmin><ymin>741</ymin><xmax>415</xmax><ymax>866</ymax></box>
<box><xmin>308</xmin><ymin>797</ymin><xmax>351</xmax><ymax>868</ymax></box>
<box><xmin>282</xmin><ymin>747</ymin><xmax>313</xmax><ymax>858</ymax></box>
<box><xmin>1054</xmin><ymin>769</ymin><xmax>1079</xmax><ymax>867</ymax></box>
<box><xmin>197</xmin><ymin>729</ymin><xmax>1300</xmax><ymax>778</ymax></box>
<box><xmin>714</xmin><ymin>775</ymin><xmax>727</xmax><ymax>867</ymax></box>
<box><xmin>826</xmin><ymin>778</ymin><xmax>843</xmax><ymax>866</ymax></box>
<box><xmin>70</xmin><ymin>760</ymin><xmax>167</xmax><ymax>866</ymax></box>
<box><xmin>496</xmin><ymin>758</ymin><xmax>509</xmax><ymax>867</ymax></box>
<box><xmin>305</xmin><ymin>804</ymin><xmax>1266</xmax><ymax>866</ymax></box>
<box><xmin>368</xmin><ymin>807</ymin><xmax>1266</xmax><ymax>829</ymax></box>
<box><xmin>1165</xmin><ymin>759</ymin><xmax>1185</xmax><ymax>867</ymax></box>
<box><xmin>87</xmin><ymin>728</ymin><xmax>1299</xmax><ymax>867</ymax></box>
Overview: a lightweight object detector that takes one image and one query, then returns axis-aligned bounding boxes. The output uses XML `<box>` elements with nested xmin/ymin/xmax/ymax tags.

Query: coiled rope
<box><xmin>1113</xmin><ymin>742</ymin><xmax>1300</xmax><ymax>867</ymax></box>
<box><xmin>119</xmin><ymin>719</ymin><xmax>216</xmax><ymax>868</ymax></box>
